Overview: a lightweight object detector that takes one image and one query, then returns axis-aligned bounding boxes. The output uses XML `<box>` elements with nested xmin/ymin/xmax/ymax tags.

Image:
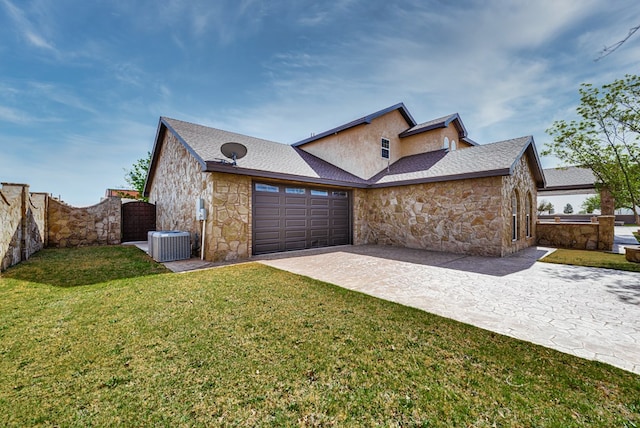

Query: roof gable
<box><xmin>145</xmin><ymin>108</ymin><xmax>545</xmax><ymax>195</ymax></box>
<box><xmin>292</xmin><ymin>103</ymin><xmax>416</xmax><ymax>147</ymax></box>
<box><xmin>372</xmin><ymin>136</ymin><xmax>544</xmax><ymax>187</ymax></box>
<box><xmin>399</xmin><ymin>113</ymin><xmax>477</xmax><ymax>146</ymax></box>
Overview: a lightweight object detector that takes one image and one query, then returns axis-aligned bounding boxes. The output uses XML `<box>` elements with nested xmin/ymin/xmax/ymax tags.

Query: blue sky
<box><xmin>1</xmin><ymin>0</ymin><xmax>638</xmax><ymax>207</ymax></box>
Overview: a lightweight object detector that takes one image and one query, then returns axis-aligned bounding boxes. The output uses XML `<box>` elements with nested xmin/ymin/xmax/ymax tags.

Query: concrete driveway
<box><xmin>257</xmin><ymin>244</ymin><xmax>640</xmax><ymax>375</ymax></box>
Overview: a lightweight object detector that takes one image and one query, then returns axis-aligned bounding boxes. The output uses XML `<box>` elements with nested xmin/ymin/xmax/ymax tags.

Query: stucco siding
<box><xmin>399</xmin><ymin>126</ymin><xmax>461</xmax><ymax>157</ymax></box>
<box><xmin>300</xmin><ymin>110</ymin><xmax>411</xmax><ymax>179</ymax></box>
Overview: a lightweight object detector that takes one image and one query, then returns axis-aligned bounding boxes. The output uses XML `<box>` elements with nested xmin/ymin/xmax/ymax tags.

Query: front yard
<box><xmin>0</xmin><ymin>247</ymin><xmax>638</xmax><ymax>426</ymax></box>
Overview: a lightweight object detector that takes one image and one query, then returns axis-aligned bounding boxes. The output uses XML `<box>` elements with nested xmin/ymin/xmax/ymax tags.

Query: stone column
<box><xmin>600</xmin><ymin>187</ymin><xmax>615</xmax><ymax>216</ymax></box>
<box><xmin>597</xmin><ymin>215</ymin><xmax>615</xmax><ymax>251</ymax></box>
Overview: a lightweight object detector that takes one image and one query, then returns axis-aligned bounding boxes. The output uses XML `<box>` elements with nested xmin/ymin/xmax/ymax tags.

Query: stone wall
<box><xmin>47</xmin><ymin>197</ymin><xmax>121</xmax><ymax>247</ymax></box>
<box><xmin>500</xmin><ymin>156</ymin><xmax>538</xmax><ymax>255</ymax></box>
<box><xmin>1</xmin><ymin>183</ymin><xmax>47</xmax><ymax>271</ymax></box>
<box><xmin>536</xmin><ymin>216</ymin><xmax>614</xmax><ymax>251</ymax></box>
<box><xmin>353</xmin><ymin>176</ymin><xmax>507</xmax><ymax>256</ymax></box>
<box><xmin>149</xmin><ymin>132</ymin><xmax>252</xmax><ymax>262</ymax></box>
<box><xmin>353</xmin><ymin>155</ymin><xmax>538</xmax><ymax>257</ymax></box>
<box><xmin>204</xmin><ymin>172</ymin><xmax>251</xmax><ymax>261</ymax></box>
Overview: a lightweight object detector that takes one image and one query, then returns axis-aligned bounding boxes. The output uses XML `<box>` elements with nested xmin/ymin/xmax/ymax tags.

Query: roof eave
<box><xmin>143</xmin><ymin>117</ymin><xmax>208</xmax><ymax>198</ymax></box>
<box><xmin>293</xmin><ymin>102</ymin><xmax>416</xmax><ymax>147</ymax></box>
<box><xmin>372</xmin><ymin>168</ymin><xmax>512</xmax><ymax>188</ymax></box>
<box><xmin>506</xmin><ymin>136</ymin><xmax>546</xmax><ymax>188</ymax></box>
<box><xmin>203</xmin><ymin>162</ymin><xmax>369</xmax><ymax>188</ymax></box>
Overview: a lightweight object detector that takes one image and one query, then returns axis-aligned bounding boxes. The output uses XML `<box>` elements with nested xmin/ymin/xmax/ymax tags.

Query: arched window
<box><xmin>451</xmin><ymin>140</ymin><xmax>457</xmax><ymax>151</ymax></box>
<box><xmin>443</xmin><ymin>137</ymin><xmax>449</xmax><ymax>150</ymax></box>
<box><xmin>525</xmin><ymin>192</ymin><xmax>532</xmax><ymax>238</ymax></box>
<box><xmin>511</xmin><ymin>191</ymin><xmax>519</xmax><ymax>241</ymax></box>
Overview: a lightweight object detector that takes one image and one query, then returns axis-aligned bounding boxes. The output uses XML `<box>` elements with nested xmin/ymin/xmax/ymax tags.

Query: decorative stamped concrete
<box><xmin>257</xmin><ymin>244</ymin><xmax>640</xmax><ymax>375</ymax></box>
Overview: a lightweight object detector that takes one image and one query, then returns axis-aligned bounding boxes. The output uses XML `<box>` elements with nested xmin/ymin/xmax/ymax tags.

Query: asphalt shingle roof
<box><xmin>152</xmin><ymin>117</ymin><xmax>542</xmax><ymax>190</ymax></box>
<box><xmin>542</xmin><ymin>166</ymin><xmax>597</xmax><ymax>190</ymax></box>
<box><xmin>372</xmin><ymin>136</ymin><xmax>535</xmax><ymax>185</ymax></box>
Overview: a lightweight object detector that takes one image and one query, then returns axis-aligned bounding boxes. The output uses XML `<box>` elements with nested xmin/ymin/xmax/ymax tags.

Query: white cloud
<box><xmin>0</xmin><ymin>0</ymin><xmax>57</xmax><ymax>52</ymax></box>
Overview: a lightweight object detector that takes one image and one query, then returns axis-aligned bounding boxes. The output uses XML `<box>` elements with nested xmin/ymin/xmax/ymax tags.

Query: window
<box><xmin>381</xmin><ymin>138</ymin><xmax>390</xmax><ymax>159</ymax></box>
<box><xmin>255</xmin><ymin>183</ymin><xmax>279</xmax><ymax>192</ymax></box>
<box><xmin>310</xmin><ymin>189</ymin><xmax>328</xmax><ymax>196</ymax></box>
<box><xmin>332</xmin><ymin>191</ymin><xmax>347</xmax><ymax>198</ymax></box>
<box><xmin>511</xmin><ymin>191</ymin><xmax>519</xmax><ymax>241</ymax></box>
<box><xmin>525</xmin><ymin>192</ymin><xmax>532</xmax><ymax>238</ymax></box>
<box><xmin>286</xmin><ymin>187</ymin><xmax>306</xmax><ymax>194</ymax></box>
<box><xmin>443</xmin><ymin>137</ymin><xmax>449</xmax><ymax>150</ymax></box>
<box><xmin>450</xmin><ymin>140</ymin><xmax>457</xmax><ymax>151</ymax></box>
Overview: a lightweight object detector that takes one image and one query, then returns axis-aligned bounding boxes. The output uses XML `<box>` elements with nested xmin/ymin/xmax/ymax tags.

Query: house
<box><xmin>144</xmin><ymin>103</ymin><xmax>545</xmax><ymax>261</ymax></box>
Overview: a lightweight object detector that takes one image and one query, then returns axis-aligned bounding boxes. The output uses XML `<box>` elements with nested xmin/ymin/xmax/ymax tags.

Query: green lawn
<box><xmin>541</xmin><ymin>248</ymin><xmax>640</xmax><ymax>272</ymax></box>
<box><xmin>1</xmin><ymin>247</ymin><xmax>638</xmax><ymax>427</ymax></box>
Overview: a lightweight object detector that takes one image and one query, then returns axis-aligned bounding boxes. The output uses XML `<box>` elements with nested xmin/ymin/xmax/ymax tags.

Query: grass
<box><xmin>0</xmin><ymin>247</ymin><xmax>639</xmax><ymax>427</ymax></box>
<box><xmin>541</xmin><ymin>248</ymin><xmax>640</xmax><ymax>272</ymax></box>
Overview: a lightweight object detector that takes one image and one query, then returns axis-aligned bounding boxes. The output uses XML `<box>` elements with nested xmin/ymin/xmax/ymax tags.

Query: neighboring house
<box><xmin>104</xmin><ymin>188</ymin><xmax>141</xmax><ymax>202</ymax></box>
<box><xmin>145</xmin><ymin>103</ymin><xmax>545</xmax><ymax>261</ymax></box>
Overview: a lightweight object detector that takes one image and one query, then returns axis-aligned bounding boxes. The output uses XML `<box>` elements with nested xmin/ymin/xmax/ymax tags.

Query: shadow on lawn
<box><xmin>1</xmin><ymin>246</ymin><xmax>169</xmax><ymax>287</ymax></box>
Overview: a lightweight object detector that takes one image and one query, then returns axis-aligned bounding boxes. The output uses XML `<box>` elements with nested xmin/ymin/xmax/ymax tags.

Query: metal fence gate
<box><xmin>121</xmin><ymin>201</ymin><xmax>156</xmax><ymax>242</ymax></box>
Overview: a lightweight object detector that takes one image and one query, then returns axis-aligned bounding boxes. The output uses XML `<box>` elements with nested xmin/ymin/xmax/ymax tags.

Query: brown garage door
<box><xmin>252</xmin><ymin>182</ymin><xmax>351</xmax><ymax>255</ymax></box>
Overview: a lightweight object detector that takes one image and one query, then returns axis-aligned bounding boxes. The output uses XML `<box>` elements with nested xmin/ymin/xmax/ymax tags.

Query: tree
<box><xmin>581</xmin><ymin>195</ymin><xmax>601</xmax><ymax>214</ymax></box>
<box><xmin>595</xmin><ymin>24</ymin><xmax>639</xmax><ymax>61</ymax></box>
<box><xmin>537</xmin><ymin>200</ymin><xmax>554</xmax><ymax>215</ymax></box>
<box><xmin>563</xmin><ymin>203</ymin><xmax>574</xmax><ymax>214</ymax></box>
<box><xmin>124</xmin><ymin>151</ymin><xmax>152</xmax><ymax>201</ymax></box>
<box><xmin>544</xmin><ymin>74</ymin><xmax>640</xmax><ymax>224</ymax></box>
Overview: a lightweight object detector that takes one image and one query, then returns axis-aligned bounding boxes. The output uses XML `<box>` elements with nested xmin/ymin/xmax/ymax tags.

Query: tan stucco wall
<box><xmin>399</xmin><ymin>126</ymin><xmax>461</xmax><ymax>157</ymax></box>
<box><xmin>353</xmin><ymin>177</ymin><xmax>506</xmax><ymax>256</ymax></box>
<box><xmin>149</xmin><ymin>132</ymin><xmax>252</xmax><ymax>262</ymax></box>
<box><xmin>300</xmin><ymin>110</ymin><xmax>411</xmax><ymax>179</ymax></box>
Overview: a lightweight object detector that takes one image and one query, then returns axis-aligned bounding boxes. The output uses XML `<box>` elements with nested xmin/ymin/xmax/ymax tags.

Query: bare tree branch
<box><xmin>595</xmin><ymin>24</ymin><xmax>640</xmax><ymax>61</ymax></box>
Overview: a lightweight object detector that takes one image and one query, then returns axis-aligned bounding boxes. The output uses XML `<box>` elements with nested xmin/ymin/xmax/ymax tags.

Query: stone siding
<box><xmin>149</xmin><ymin>131</ymin><xmax>207</xmax><ymax>255</ymax></box>
<box><xmin>149</xmin><ymin>132</ymin><xmax>252</xmax><ymax>262</ymax></box>
<box><xmin>500</xmin><ymin>156</ymin><xmax>538</xmax><ymax>255</ymax></box>
<box><xmin>536</xmin><ymin>215</ymin><xmax>614</xmax><ymax>251</ymax></box>
<box><xmin>353</xmin><ymin>176</ymin><xmax>506</xmax><ymax>256</ymax></box>
<box><xmin>1</xmin><ymin>183</ymin><xmax>47</xmax><ymax>271</ymax></box>
<box><xmin>353</xmin><ymin>155</ymin><xmax>538</xmax><ymax>257</ymax></box>
<box><xmin>47</xmin><ymin>197</ymin><xmax>121</xmax><ymax>247</ymax></box>
<box><xmin>205</xmin><ymin>172</ymin><xmax>251</xmax><ymax>261</ymax></box>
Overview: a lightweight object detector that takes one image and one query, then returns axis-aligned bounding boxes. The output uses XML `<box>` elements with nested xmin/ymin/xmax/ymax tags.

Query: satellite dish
<box><xmin>220</xmin><ymin>142</ymin><xmax>247</xmax><ymax>165</ymax></box>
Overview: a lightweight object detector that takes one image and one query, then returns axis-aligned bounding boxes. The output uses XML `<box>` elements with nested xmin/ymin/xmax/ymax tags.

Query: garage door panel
<box><xmin>254</xmin><ymin>193</ymin><xmax>280</xmax><ymax>204</ymax></box>
<box><xmin>254</xmin><ymin>230</ymin><xmax>280</xmax><ymax>240</ymax></box>
<box><xmin>254</xmin><ymin>242</ymin><xmax>281</xmax><ymax>253</ymax></box>
<box><xmin>285</xmin><ymin>230</ymin><xmax>306</xmax><ymax>239</ymax></box>
<box><xmin>285</xmin><ymin>208</ymin><xmax>307</xmax><ymax>216</ymax></box>
<box><xmin>285</xmin><ymin>219</ymin><xmax>307</xmax><ymax>227</ymax></box>
<box><xmin>255</xmin><ymin>219</ymin><xmax>280</xmax><ymax>229</ymax></box>
<box><xmin>310</xmin><ymin>218</ymin><xmax>329</xmax><ymax>227</ymax></box>
<box><xmin>253</xmin><ymin>182</ymin><xmax>351</xmax><ymax>255</ymax></box>
<box><xmin>310</xmin><ymin>209</ymin><xmax>329</xmax><ymax>216</ymax></box>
